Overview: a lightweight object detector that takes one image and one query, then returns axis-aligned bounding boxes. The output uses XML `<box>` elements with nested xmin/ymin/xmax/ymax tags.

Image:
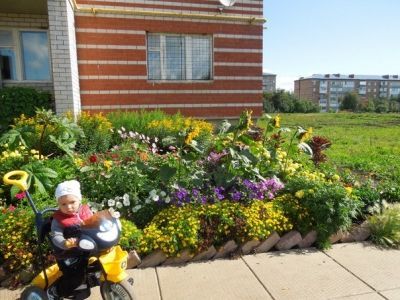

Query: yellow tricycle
<box><xmin>3</xmin><ymin>170</ymin><xmax>136</xmax><ymax>300</ymax></box>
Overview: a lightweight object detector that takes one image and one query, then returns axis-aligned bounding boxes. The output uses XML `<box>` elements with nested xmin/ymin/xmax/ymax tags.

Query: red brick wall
<box><xmin>75</xmin><ymin>0</ymin><xmax>264</xmax><ymax>118</ymax></box>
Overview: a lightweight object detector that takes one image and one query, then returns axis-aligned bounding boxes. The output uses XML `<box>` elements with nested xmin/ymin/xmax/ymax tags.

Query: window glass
<box><xmin>147</xmin><ymin>33</ymin><xmax>211</xmax><ymax>81</ymax></box>
<box><xmin>0</xmin><ymin>48</ymin><xmax>17</xmax><ymax>80</ymax></box>
<box><xmin>0</xmin><ymin>30</ymin><xmax>17</xmax><ymax>80</ymax></box>
<box><xmin>21</xmin><ymin>31</ymin><xmax>50</xmax><ymax>80</ymax></box>
<box><xmin>165</xmin><ymin>36</ymin><xmax>184</xmax><ymax>80</ymax></box>
<box><xmin>191</xmin><ymin>36</ymin><xmax>211</xmax><ymax>80</ymax></box>
<box><xmin>148</xmin><ymin>51</ymin><xmax>161</xmax><ymax>80</ymax></box>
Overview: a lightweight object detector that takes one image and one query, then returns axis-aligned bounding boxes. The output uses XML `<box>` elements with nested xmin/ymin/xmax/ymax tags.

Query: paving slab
<box><xmin>243</xmin><ymin>248</ymin><xmax>374</xmax><ymax>300</ymax></box>
<box><xmin>329</xmin><ymin>292</ymin><xmax>385</xmax><ymax>299</ymax></box>
<box><xmin>325</xmin><ymin>242</ymin><xmax>400</xmax><ymax>291</ymax></box>
<box><xmin>380</xmin><ymin>288</ymin><xmax>400</xmax><ymax>300</ymax></box>
<box><xmin>156</xmin><ymin>259</ymin><xmax>272</xmax><ymax>300</ymax></box>
<box><xmin>88</xmin><ymin>269</ymin><xmax>160</xmax><ymax>300</ymax></box>
<box><xmin>0</xmin><ymin>287</ymin><xmax>22</xmax><ymax>299</ymax></box>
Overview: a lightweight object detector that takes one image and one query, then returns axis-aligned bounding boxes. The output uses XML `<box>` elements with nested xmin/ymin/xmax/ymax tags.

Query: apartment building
<box><xmin>295</xmin><ymin>74</ymin><xmax>400</xmax><ymax>112</ymax></box>
<box><xmin>262</xmin><ymin>73</ymin><xmax>276</xmax><ymax>93</ymax></box>
<box><xmin>0</xmin><ymin>0</ymin><xmax>264</xmax><ymax>119</ymax></box>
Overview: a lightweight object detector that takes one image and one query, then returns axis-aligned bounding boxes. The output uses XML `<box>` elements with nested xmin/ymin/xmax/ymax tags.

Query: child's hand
<box><xmin>65</xmin><ymin>238</ymin><xmax>78</xmax><ymax>248</ymax></box>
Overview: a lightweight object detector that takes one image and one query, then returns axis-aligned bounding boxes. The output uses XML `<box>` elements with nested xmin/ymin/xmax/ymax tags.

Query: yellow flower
<box><xmin>273</xmin><ymin>115</ymin><xmax>281</xmax><ymax>128</ymax></box>
<box><xmin>103</xmin><ymin>160</ymin><xmax>113</xmax><ymax>170</ymax></box>
<box><xmin>345</xmin><ymin>186</ymin><xmax>353</xmax><ymax>195</ymax></box>
<box><xmin>295</xmin><ymin>190</ymin><xmax>305</xmax><ymax>199</ymax></box>
<box><xmin>332</xmin><ymin>174</ymin><xmax>340</xmax><ymax>181</ymax></box>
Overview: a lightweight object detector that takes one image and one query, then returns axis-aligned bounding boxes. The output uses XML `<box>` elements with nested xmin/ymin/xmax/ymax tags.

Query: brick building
<box><xmin>0</xmin><ymin>0</ymin><xmax>264</xmax><ymax>119</ymax></box>
<box><xmin>295</xmin><ymin>74</ymin><xmax>400</xmax><ymax>112</ymax></box>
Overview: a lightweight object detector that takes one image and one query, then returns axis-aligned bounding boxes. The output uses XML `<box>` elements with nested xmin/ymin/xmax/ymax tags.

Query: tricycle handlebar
<box><xmin>3</xmin><ymin>170</ymin><xmax>29</xmax><ymax>191</ymax></box>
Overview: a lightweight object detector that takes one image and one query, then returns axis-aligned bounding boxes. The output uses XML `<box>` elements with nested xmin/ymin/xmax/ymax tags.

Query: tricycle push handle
<box><xmin>3</xmin><ymin>170</ymin><xmax>29</xmax><ymax>191</ymax></box>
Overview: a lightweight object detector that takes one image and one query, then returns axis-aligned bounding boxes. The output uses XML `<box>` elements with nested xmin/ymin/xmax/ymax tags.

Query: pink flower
<box><xmin>15</xmin><ymin>192</ymin><xmax>26</xmax><ymax>200</ymax></box>
<box><xmin>8</xmin><ymin>205</ymin><xmax>16</xmax><ymax>212</ymax></box>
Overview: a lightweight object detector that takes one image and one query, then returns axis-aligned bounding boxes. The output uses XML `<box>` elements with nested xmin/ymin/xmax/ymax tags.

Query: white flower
<box><xmin>108</xmin><ymin>199</ymin><xmax>115</xmax><ymax>207</ymax></box>
<box><xmin>145</xmin><ymin>198</ymin><xmax>151</xmax><ymax>204</ymax></box>
<box><xmin>123</xmin><ymin>194</ymin><xmax>130</xmax><ymax>206</ymax></box>
<box><xmin>149</xmin><ymin>189</ymin><xmax>157</xmax><ymax>196</ymax></box>
<box><xmin>160</xmin><ymin>191</ymin><xmax>167</xmax><ymax>197</ymax></box>
<box><xmin>116</xmin><ymin>202</ymin><xmax>123</xmax><ymax>209</ymax></box>
<box><xmin>165</xmin><ymin>196</ymin><xmax>171</xmax><ymax>203</ymax></box>
<box><xmin>132</xmin><ymin>205</ymin><xmax>141</xmax><ymax>213</ymax></box>
<box><xmin>108</xmin><ymin>207</ymin><xmax>120</xmax><ymax>218</ymax></box>
<box><xmin>151</xmin><ymin>194</ymin><xmax>159</xmax><ymax>202</ymax></box>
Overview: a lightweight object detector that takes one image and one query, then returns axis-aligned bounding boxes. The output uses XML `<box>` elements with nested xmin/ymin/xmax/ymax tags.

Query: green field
<box><xmin>266</xmin><ymin>113</ymin><xmax>400</xmax><ymax>182</ymax></box>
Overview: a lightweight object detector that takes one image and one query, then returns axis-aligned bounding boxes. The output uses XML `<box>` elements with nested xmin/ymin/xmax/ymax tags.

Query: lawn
<box><xmin>263</xmin><ymin>113</ymin><xmax>400</xmax><ymax>182</ymax></box>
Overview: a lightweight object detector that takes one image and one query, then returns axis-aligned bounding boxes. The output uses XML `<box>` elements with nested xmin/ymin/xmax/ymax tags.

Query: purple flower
<box><xmin>192</xmin><ymin>189</ymin><xmax>200</xmax><ymax>197</ymax></box>
<box><xmin>232</xmin><ymin>190</ymin><xmax>242</xmax><ymax>201</ymax></box>
<box><xmin>176</xmin><ymin>188</ymin><xmax>188</xmax><ymax>201</ymax></box>
<box><xmin>214</xmin><ymin>187</ymin><xmax>225</xmax><ymax>200</ymax></box>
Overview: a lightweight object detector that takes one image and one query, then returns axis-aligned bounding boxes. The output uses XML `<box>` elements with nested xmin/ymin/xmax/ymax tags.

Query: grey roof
<box><xmin>299</xmin><ymin>74</ymin><xmax>399</xmax><ymax>81</ymax></box>
<box><xmin>263</xmin><ymin>73</ymin><xmax>277</xmax><ymax>76</ymax></box>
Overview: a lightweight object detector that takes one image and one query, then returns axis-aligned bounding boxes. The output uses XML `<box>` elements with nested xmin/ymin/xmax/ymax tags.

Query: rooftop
<box><xmin>299</xmin><ymin>74</ymin><xmax>399</xmax><ymax>81</ymax></box>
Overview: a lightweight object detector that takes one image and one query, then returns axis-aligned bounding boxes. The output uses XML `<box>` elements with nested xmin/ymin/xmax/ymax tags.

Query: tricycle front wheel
<box><xmin>20</xmin><ymin>286</ymin><xmax>47</xmax><ymax>300</ymax></box>
<box><xmin>100</xmin><ymin>277</ymin><xmax>136</xmax><ymax>300</ymax></box>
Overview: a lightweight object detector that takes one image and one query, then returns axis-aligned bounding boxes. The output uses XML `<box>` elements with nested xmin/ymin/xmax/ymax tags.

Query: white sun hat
<box><xmin>55</xmin><ymin>180</ymin><xmax>82</xmax><ymax>201</ymax></box>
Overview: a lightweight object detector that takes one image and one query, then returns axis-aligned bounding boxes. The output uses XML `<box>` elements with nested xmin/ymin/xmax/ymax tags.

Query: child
<box><xmin>47</xmin><ymin>180</ymin><xmax>93</xmax><ymax>299</ymax></box>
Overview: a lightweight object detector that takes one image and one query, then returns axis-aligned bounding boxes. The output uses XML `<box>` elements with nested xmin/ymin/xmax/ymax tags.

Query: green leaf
<box><xmin>159</xmin><ymin>165</ymin><xmax>177</xmax><ymax>183</ymax></box>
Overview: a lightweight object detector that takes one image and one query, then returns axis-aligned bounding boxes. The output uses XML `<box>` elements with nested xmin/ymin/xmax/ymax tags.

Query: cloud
<box><xmin>276</xmin><ymin>75</ymin><xmax>299</xmax><ymax>92</ymax></box>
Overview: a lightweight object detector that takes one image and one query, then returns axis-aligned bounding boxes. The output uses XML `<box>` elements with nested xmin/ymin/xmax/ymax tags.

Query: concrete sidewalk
<box><xmin>2</xmin><ymin>242</ymin><xmax>400</xmax><ymax>299</ymax></box>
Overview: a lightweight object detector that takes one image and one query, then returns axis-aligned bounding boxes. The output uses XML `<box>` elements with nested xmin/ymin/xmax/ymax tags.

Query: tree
<box><xmin>340</xmin><ymin>92</ymin><xmax>359</xmax><ymax>111</ymax></box>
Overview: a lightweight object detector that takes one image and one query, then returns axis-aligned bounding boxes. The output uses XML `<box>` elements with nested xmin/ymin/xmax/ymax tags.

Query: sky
<box><xmin>262</xmin><ymin>0</ymin><xmax>400</xmax><ymax>91</ymax></box>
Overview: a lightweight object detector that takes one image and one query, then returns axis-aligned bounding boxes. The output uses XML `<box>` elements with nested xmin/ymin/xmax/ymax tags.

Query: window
<box><xmin>0</xmin><ymin>29</ymin><xmax>50</xmax><ymax>81</ymax></box>
<box><xmin>147</xmin><ymin>33</ymin><xmax>212</xmax><ymax>81</ymax></box>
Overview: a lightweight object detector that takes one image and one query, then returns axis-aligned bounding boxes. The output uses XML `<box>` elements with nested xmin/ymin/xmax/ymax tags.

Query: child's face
<box><xmin>58</xmin><ymin>195</ymin><xmax>80</xmax><ymax>215</ymax></box>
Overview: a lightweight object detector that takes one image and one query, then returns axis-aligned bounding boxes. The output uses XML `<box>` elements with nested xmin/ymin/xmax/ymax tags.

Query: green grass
<box><xmin>260</xmin><ymin>113</ymin><xmax>400</xmax><ymax>181</ymax></box>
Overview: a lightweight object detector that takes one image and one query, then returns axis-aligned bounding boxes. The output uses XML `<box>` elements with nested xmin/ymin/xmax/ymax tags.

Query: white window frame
<box><xmin>0</xmin><ymin>27</ymin><xmax>51</xmax><ymax>82</ymax></box>
<box><xmin>147</xmin><ymin>33</ymin><xmax>213</xmax><ymax>82</ymax></box>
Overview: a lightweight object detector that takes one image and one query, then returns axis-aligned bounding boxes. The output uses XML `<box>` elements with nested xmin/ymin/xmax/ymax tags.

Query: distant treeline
<box><xmin>263</xmin><ymin>90</ymin><xmax>320</xmax><ymax>113</ymax></box>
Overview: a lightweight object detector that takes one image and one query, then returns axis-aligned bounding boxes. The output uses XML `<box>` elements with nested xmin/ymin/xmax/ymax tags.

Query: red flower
<box><xmin>89</xmin><ymin>154</ymin><xmax>98</xmax><ymax>163</ymax></box>
<box><xmin>15</xmin><ymin>192</ymin><xmax>26</xmax><ymax>200</ymax></box>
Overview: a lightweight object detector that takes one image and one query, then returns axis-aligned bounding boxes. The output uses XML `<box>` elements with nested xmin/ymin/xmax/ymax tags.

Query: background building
<box><xmin>295</xmin><ymin>74</ymin><xmax>400</xmax><ymax>112</ymax></box>
<box><xmin>0</xmin><ymin>0</ymin><xmax>264</xmax><ymax>119</ymax></box>
<box><xmin>262</xmin><ymin>73</ymin><xmax>276</xmax><ymax>93</ymax></box>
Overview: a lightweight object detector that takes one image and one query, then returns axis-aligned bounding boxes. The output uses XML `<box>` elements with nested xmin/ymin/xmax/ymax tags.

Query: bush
<box><xmin>280</xmin><ymin>177</ymin><xmax>362</xmax><ymax>247</ymax></box>
<box><xmin>108</xmin><ymin>110</ymin><xmax>214</xmax><ymax>149</ymax></box>
<box><xmin>0</xmin><ymin>109</ymin><xmax>83</xmax><ymax>158</ymax></box>
<box><xmin>74</xmin><ymin>112</ymin><xmax>113</xmax><ymax>154</ymax></box>
<box><xmin>0</xmin><ymin>87</ymin><xmax>52</xmax><ymax>133</ymax></box>
<box><xmin>137</xmin><ymin>201</ymin><xmax>294</xmax><ymax>257</ymax></box>
<box><xmin>0</xmin><ymin>208</ymin><xmax>35</xmax><ymax>273</ymax></box>
<box><xmin>368</xmin><ymin>204</ymin><xmax>400</xmax><ymax>248</ymax></box>
<box><xmin>119</xmin><ymin>218</ymin><xmax>143</xmax><ymax>250</ymax></box>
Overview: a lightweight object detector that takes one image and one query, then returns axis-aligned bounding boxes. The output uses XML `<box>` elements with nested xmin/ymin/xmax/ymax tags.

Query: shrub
<box><xmin>137</xmin><ymin>201</ymin><xmax>294</xmax><ymax>257</ymax></box>
<box><xmin>0</xmin><ymin>208</ymin><xmax>35</xmax><ymax>273</ymax></box>
<box><xmin>0</xmin><ymin>109</ymin><xmax>83</xmax><ymax>157</ymax></box>
<box><xmin>108</xmin><ymin>110</ymin><xmax>214</xmax><ymax>149</ymax></box>
<box><xmin>119</xmin><ymin>218</ymin><xmax>143</xmax><ymax>250</ymax></box>
<box><xmin>74</xmin><ymin>112</ymin><xmax>113</xmax><ymax>154</ymax></box>
<box><xmin>138</xmin><ymin>205</ymin><xmax>201</xmax><ymax>256</ymax></box>
<box><xmin>368</xmin><ymin>204</ymin><xmax>400</xmax><ymax>248</ymax></box>
<box><xmin>280</xmin><ymin>177</ymin><xmax>362</xmax><ymax>247</ymax></box>
<box><xmin>241</xmin><ymin>200</ymin><xmax>292</xmax><ymax>242</ymax></box>
<box><xmin>0</xmin><ymin>87</ymin><xmax>52</xmax><ymax>133</ymax></box>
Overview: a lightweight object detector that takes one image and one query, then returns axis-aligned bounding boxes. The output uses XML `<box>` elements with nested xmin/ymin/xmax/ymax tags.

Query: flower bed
<box><xmin>0</xmin><ymin>109</ymin><xmax>398</xmax><ymax>288</ymax></box>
